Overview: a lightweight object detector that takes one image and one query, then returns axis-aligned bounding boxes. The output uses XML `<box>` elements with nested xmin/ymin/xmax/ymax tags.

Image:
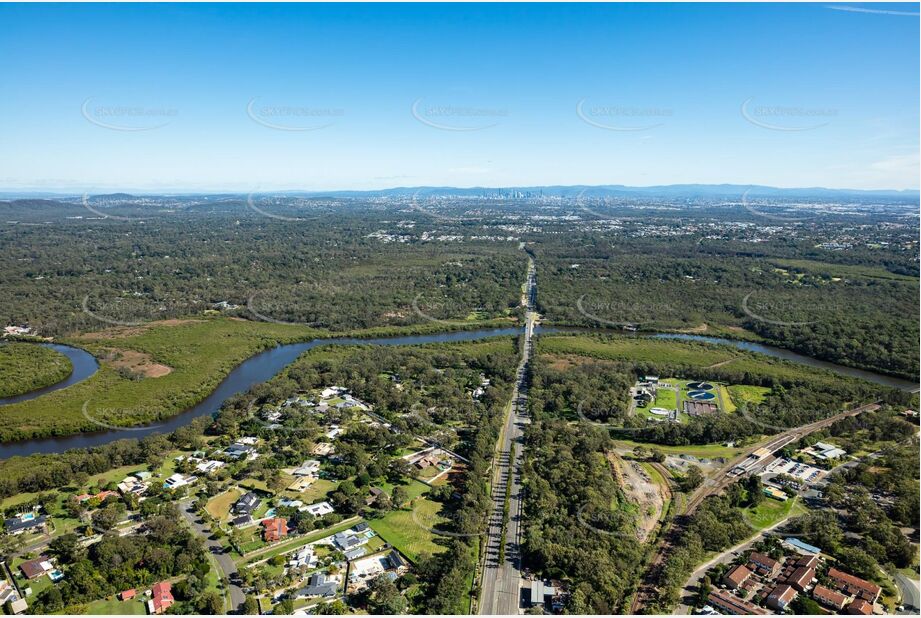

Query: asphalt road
<box><xmin>179</xmin><ymin>500</ymin><xmax>246</xmax><ymax>613</ymax></box>
<box><xmin>479</xmin><ymin>260</ymin><xmax>536</xmax><ymax>615</ymax></box>
<box><xmin>895</xmin><ymin>574</ymin><xmax>920</xmax><ymax>613</ymax></box>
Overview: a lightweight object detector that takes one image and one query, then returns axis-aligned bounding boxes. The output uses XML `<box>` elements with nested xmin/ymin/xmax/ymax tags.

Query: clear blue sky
<box><xmin>1</xmin><ymin>3</ymin><xmax>918</xmax><ymax>192</ymax></box>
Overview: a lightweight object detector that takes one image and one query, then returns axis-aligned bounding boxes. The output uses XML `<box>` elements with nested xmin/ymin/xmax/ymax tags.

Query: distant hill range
<box><xmin>299</xmin><ymin>184</ymin><xmax>918</xmax><ymax>200</ymax></box>
<box><xmin>0</xmin><ymin>184</ymin><xmax>917</xmax><ymax>202</ymax></box>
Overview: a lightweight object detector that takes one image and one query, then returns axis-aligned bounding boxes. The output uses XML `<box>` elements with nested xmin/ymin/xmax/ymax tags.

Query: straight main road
<box><xmin>479</xmin><ymin>257</ymin><xmax>537</xmax><ymax>615</ymax></box>
<box><xmin>179</xmin><ymin>500</ymin><xmax>246</xmax><ymax>613</ymax></box>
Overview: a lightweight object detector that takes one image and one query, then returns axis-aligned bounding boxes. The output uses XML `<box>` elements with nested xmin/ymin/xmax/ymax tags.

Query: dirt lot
<box><xmin>99</xmin><ymin>348</ymin><xmax>173</xmax><ymax>377</ymax></box>
<box><xmin>76</xmin><ymin>318</ymin><xmax>202</xmax><ymax>340</ymax></box>
<box><xmin>609</xmin><ymin>453</ymin><xmax>667</xmax><ymax>543</ymax></box>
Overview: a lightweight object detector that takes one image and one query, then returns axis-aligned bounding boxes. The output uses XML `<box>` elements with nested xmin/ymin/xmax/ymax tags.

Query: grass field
<box><xmin>728</xmin><ymin>384</ymin><xmax>772</xmax><ymax>407</ymax></box>
<box><xmin>741</xmin><ymin>496</ymin><xmax>806</xmax><ymax>530</ymax></box>
<box><xmin>84</xmin><ymin>597</ymin><xmax>148</xmax><ymax>615</ymax></box>
<box><xmin>0</xmin><ymin>343</ymin><xmax>73</xmax><ymax>398</ymax></box>
<box><xmin>283</xmin><ymin>478</ymin><xmax>338</xmax><ymax>503</ymax></box>
<box><xmin>206</xmin><ymin>487</ymin><xmax>243</xmax><ymax>521</ymax></box>
<box><xmin>369</xmin><ymin>496</ymin><xmax>447</xmax><ymax>563</ymax></box>
<box><xmin>615</xmin><ymin>438</ymin><xmax>747</xmax><ymax>460</ymax></box>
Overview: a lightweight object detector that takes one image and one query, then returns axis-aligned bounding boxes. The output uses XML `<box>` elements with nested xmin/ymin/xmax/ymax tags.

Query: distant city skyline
<box><xmin>1</xmin><ymin>3</ymin><xmax>918</xmax><ymax>191</ymax></box>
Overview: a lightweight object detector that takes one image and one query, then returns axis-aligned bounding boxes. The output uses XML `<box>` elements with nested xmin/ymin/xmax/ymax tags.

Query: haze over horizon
<box><xmin>1</xmin><ymin>3</ymin><xmax>919</xmax><ymax>192</ymax></box>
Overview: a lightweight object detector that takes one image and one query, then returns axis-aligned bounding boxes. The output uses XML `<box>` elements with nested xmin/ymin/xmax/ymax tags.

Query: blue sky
<box><xmin>0</xmin><ymin>3</ymin><xmax>918</xmax><ymax>192</ymax></box>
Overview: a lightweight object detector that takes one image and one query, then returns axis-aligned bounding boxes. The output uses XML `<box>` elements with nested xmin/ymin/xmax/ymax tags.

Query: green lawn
<box><xmin>741</xmin><ymin>496</ymin><xmax>805</xmax><ymax>530</ymax></box>
<box><xmin>85</xmin><ymin>596</ymin><xmax>148</xmax><ymax>615</ymax></box>
<box><xmin>368</xmin><ymin>497</ymin><xmax>447</xmax><ymax>563</ymax></box>
<box><xmin>206</xmin><ymin>488</ymin><xmax>243</xmax><ymax>521</ymax></box>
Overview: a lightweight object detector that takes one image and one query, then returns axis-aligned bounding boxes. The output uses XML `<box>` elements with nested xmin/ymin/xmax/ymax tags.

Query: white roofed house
<box><xmin>195</xmin><ymin>460</ymin><xmax>226</xmax><ymax>475</ymax></box>
<box><xmin>293</xmin><ymin>459</ymin><xmax>321</xmax><ymax>477</ymax></box>
<box><xmin>305</xmin><ymin>501</ymin><xmax>335</xmax><ymax>517</ymax></box>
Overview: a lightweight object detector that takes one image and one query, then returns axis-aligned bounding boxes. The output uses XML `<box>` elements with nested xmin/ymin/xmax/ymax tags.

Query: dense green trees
<box><xmin>0</xmin><ymin>343</ymin><xmax>73</xmax><ymax>397</ymax></box>
<box><xmin>533</xmin><ymin>234</ymin><xmax>919</xmax><ymax>379</ymax></box>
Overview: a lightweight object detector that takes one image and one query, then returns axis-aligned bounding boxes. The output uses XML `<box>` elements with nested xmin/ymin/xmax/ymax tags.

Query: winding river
<box><xmin>0</xmin><ymin>327</ymin><xmax>527</xmax><ymax>459</ymax></box>
<box><xmin>652</xmin><ymin>334</ymin><xmax>919</xmax><ymax>392</ymax></box>
<box><xmin>1</xmin><ymin>327</ymin><xmax>915</xmax><ymax>460</ymax></box>
<box><xmin>0</xmin><ymin>343</ymin><xmax>99</xmax><ymax>406</ymax></box>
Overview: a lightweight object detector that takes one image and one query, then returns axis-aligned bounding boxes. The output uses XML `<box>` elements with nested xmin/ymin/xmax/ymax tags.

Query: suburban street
<box><xmin>479</xmin><ymin>257</ymin><xmax>536</xmax><ymax>615</ymax></box>
<box><xmin>179</xmin><ymin>500</ymin><xmax>246</xmax><ymax>613</ymax></box>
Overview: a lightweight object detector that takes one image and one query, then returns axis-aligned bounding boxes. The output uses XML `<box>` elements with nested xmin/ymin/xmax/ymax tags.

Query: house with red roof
<box><xmin>262</xmin><ymin>517</ymin><xmax>289</xmax><ymax>542</ymax></box>
<box><xmin>148</xmin><ymin>581</ymin><xmax>174</xmax><ymax>615</ymax></box>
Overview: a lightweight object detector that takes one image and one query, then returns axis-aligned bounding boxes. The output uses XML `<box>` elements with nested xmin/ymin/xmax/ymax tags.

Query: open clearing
<box><xmin>608</xmin><ymin>453</ymin><xmax>666</xmax><ymax>543</ymax></box>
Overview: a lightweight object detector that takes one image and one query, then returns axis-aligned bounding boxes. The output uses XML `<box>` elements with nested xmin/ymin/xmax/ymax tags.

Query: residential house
<box><xmin>224</xmin><ymin>443</ymin><xmax>258</xmax><ymax>460</ymax></box>
<box><xmin>333</xmin><ymin>531</ymin><xmax>364</xmax><ymax>551</ymax></box>
<box><xmin>794</xmin><ymin>554</ymin><xmax>820</xmax><ymax>570</ymax></box>
<box><xmin>288</xmin><ymin>546</ymin><xmax>318</xmax><ymax>570</ymax></box>
<box><xmin>723</xmin><ymin>564</ymin><xmax>753</xmax><ymax>590</ymax></box>
<box><xmin>163</xmin><ymin>473</ymin><xmax>196</xmax><ymax>489</ymax></box>
<box><xmin>148</xmin><ymin>581</ymin><xmax>174</xmax><ymax>615</ymax></box>
<box><xmin>305</xmin><ymin>501</ymin><xmax>334</xmax><ymax>517</ymax></box>
<box><xmin>847</xmin><ymin>598</ymin><xmax>874</xmax><ymax>615</ymax></box>
<box><xmin>292</xmin><ymin>460</ymin><xmax>321</xmax><ymax>477</ymax></box>
<box><xmin>786</xmin><ymin>566</ymin><xmax>815</xmax><ymax>592</ymax></box>
<box><xmin>766</xmin><ymin>584</ymin><xmax>797</xmax><ymax>611</ymax></box>
<box><xmin>3</xmin><ymin>513</ymin><xmax>47</xmax><ymax>536</ymax></box>
<box><xmin>195</xmin><ymin>460</ymin><xmax>225</xmax><ymax>475</ymax></box>
<box><xmin>311</xmin><ymin>442</ymin><xmax>335</xmax><ymax>456</ymax></box>
<box><xmin>828</xmin><ymin>568</ymin><xmax>882</xmax><ymax>603</ymax></box>
<box><xmin>297</xmin><ymin>572</ymin><xmax>338</xmax><ymax>599</ymax></box>
<box><xmin>262</xmin><ymin>518</ymin><xmax>288</xmax><ymax>542</ymax></box>
<box><xmin>74</xmin><ymin>490</ymin><xmax>119</xmax><ymax>504</ymax></box>
<box><xmin>117</xmin><ymin>476</ymin><xmax>149</xmax><ymax>496</ymax></box>
<box><xmin>813</xmin><ymin>585</ymin><xmax>848</xmax><ymax>611</ymax></box>
<box><xmin>748</xmin><ymin>551</ymin><xmax>782</xmax><ymax>578</ymax></box>
<box><xmin>233</xmin><ymin>492</ymin><xmax>261</xmax><ymax>515</ymax></box>
<box><xmin>119</xmin><ymin>589</ymin><xmax>136</xmax><ymax>601</ymax></box>
<box><xmin>344</xmin><ymin>547</ymin><xmax>367</xmax><ymax>561</ymax></box>
<box><xmin>19</xmin><ymin>559</ymin><xmax>52</xmax><ymax>580</ymax></box>
<box><xmin>366</xmin><ymin>487</ymin><xmax>386</xmax><ymax>506</ymax></box>
<box><xmin>707</xmin><ymin>590</ymin><xmax>770</xmax><ymax>615</ymax></box>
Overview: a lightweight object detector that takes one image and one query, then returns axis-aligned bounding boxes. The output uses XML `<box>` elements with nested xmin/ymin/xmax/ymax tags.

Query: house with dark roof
<box><xmin>297</xmin><ymin>572</ymin><xmax>338</xmax><ymax>598</ymax></box>
<box><xmin>795</xmin><ymin>553</ymin><xmax>820</xmax><ymax>570</ymax></box>
<box><xmin>19</xmin><ymin>559</ymin><xmax>51</xmax><ymax>580</ymax></box>
<box><xmin>387</xmin><ymin>550</ymin><xmax>406</xmax><ymax>570</ymax></box>
<box><xmin>3</xmin><ymin>514</ymin><xmax>47</xmax><ymax>536</ymax></box>
<box><xmin>233</xmin><ymin>492</ymin><xmax>260</xmax><ymax>515</ymax></box>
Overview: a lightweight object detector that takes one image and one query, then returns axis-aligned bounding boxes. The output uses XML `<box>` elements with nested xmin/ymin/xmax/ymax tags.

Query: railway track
<box><xmin>630</xmin><ymin>402</ymin><xmax>880</xmax><ymax>613</ymax></box>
